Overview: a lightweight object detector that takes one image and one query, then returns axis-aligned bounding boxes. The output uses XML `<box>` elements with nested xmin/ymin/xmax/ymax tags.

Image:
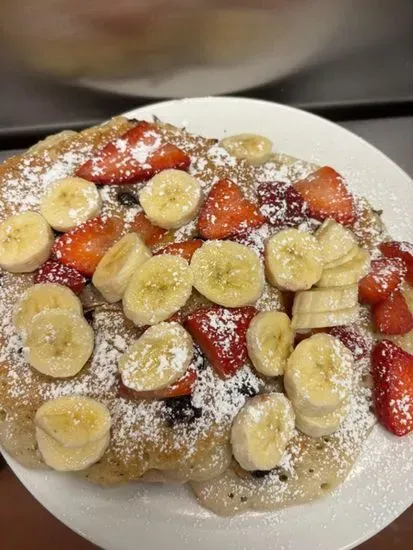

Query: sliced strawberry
<box><xmin>257</xmin><ymin>181</ymin><xmax>307</xmax><ymax>228</ymax></box>
<box><xmin>293</xmin><ymin>166</ymin><xmax>355</xmax><ymax>225</ymax></box>
<box><xmin>76</xmin><ymin>121</ymin><xmax>191</xmax><ymax>185</ymax></box>
<box><xmin>371</xmin><ymin>340</ymin><xmax>413</xmax><ymax>436</ymax></box>
<box><xmin>53</xmin><ymin>215</ymin><xmax>123</xmax><ymax>277</ymax></box>
<box><xmin>379</xmin><ymin>241</ymin><xmax>413</xmax><ymax>286</ymax></box>
<box><xmin>155</xmin><ymin>239</ymin><xmax>203</xmax><ymax>262</ymax></box>
<box><xmin>130</xmin><ymin>212</ymin><xmax>168</xmax><ymax>247</ymax></box>
<box><xmin>359</xmin><ymin>258</ymin><xmax>406</xmax><ymax>305</ymax></box>
<box><xmin>198</xmin><ymin>179</ymin><xmax>265</xmax><ymax>240</ymax></box>
<box><xmin>185</xmin><ymin>305</ymin><xmax>257</xmax><ymax>378</ymax></box>
<box><xmin>373</xmin><ymin>290</ymin><xmax>413</xmax><ymax>335</ymax></box>
<box><xmin>34</xmin><ymin>259</ymin><xmax>87</xmax><ymax>294</ymax></box>
<box><xmin>327</xmin><ymin>326</ymin><xmax>371</xmax><ymax>361</ymax></box>
<box><xmin>119</xmin><ymin>367</ymin><xmax>198</xmax><ymax>401</ymax></box>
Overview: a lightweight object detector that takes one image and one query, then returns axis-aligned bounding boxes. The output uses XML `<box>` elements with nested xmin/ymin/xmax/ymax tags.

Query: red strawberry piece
<box><xmin>198</xmin><ymin>179</ymin><xmax>265</xmax><ymax>240</ymax></box>
<box><xmin>130</xmin><ymin>212</ymin><xmax>168</xmax><ymax>247</ymax></box>
<box><xmin>155</xmin><ymin>239</ymin><xmax>203</xmax><ymax>262</ymax></box>
<box><xmin>373</xmin><ymin>290</ymin><xmax>413</xmax><ymax>335</ymax></box>
<box><xmin>53</xmin><ymin>215</ymin><xmax>123</xmax><ymax>277</ymax></box>
<box><xmin>119</xmin><ymin>367</ymin><xmax>198</xmax><ymax>401</ymax></box>
<box><xmin>76</xmin><ymin>121</ymin><xmax>191</xmax><ymax>185</ymax></box>
<box><xmin>34</xmin><ymin>259</ymin><xmax>87</xmax><ymax>295</ymax></box>
<box><xmin>185</xmin><ymin>305</ymin><xmax>257</xmax><ymax>378</ymax></box>
<box><xmin>371</xmin><ymin>340</ymin><xmax>413</xmax><ymax>436</ymax></box>
<box><xmin>379</xmin><ymin>241</ymin><xmax>413</xmax><ymax>286</ymax></box>
<box><xmin>257</xmin><ymin>181</ymin><xmax>307</xmax><ymax>228</ymax></box>
<box><xmin>229</xmin><ymin>224</ymin><xmax>270</xmax><ymax>258</ymax></box>
<box><xmin>359</xmin><ymin>258</ymin><xmax>406</xmax><ymax>305</ymax></box>
<box><xmin>327</xmin><ymin>326</ymin><xmax>371</xmax><ymax>361</ymax></box>
<box><xmin>294</xmin><ymin>166</ymin><xmax>355</xmax><ymax>225</ymax></box>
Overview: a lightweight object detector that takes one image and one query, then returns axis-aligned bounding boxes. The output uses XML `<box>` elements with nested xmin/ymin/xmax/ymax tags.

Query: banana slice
<box><xmin>123</xmin><ymin>254</ymin><xmax>193</xmax><ymax>326</ymax></box>
<box><xmin>246</xmin><ymin>311</ymin><xmax>293</xmax><ymax>376</ymax></box>
<box><xmin>139</xmin><ymin>169</ymin><xmax>202</xmax><ymax>229</ymax></box>
<box><xmin>35</xmin><ymin>396</ymin><xmax>111</xmax><ymax>448</ymax></box>
<box><xmin>230</xmin><ymin>393</ymin><xmax>295</xmax><ymax>471</ymax></box>
<box><xmin>323</xmin><ymin>245</ymin><xmax>359</xmax><ymax>269</ymax></box>
<box><xmin>220</xmin><ymin>133</ymin><xmax>273</xmax><ymax>165</ymax></box>
<box><xmin>119</xmin><ymin>322</ymin><xmax>194</xmax><ymax>392</ymax></box>
<box><xmin>36</xmin><ymin>427</ymin><xmax>109</xmax><ymax>472</ymax></box>
<box><xmin>92</xmin><ymin>233</ymin><xmax>151</xmax><ymax>303</ymax></box>
<box><xmin>191</xmin><ymin>241</ymin><xmax>264</xmax><ymax>307</ymax></box>
<box><xmin>292</xmin><ymin>307</ymin><xmax>360</xmax><ymax>330</ymax></box>
<box><xmin>315</xmin><ymin>219</ymin><xmax>357</xmax><ymax>267</ymax></box>
<box><xmin>265</xmin><ymin>228</ymin><xmax>323</xmax><ymax>291</ymax></box>
<box><xmin>40</xmin><ymin>177</ymin><xmax>102</xmax><ymax>232</ymax></box>
<box><xmin>292</xmin><ymin>284</ymin><xmax>358</xmax><ymax>315</ymax></box>
<box><xmin>316</xmin><ymin>248</ymin><xmax>370</xmax><ymax>287</ymax></box>
<box><xmin>295</xmin><ymin>401</ymin><xmax>348</xmax><ymax>438</ymax></box>
<box><xmin>13</xmin><ymin>283</ymin><xmax>83</xmax><ymax>334</ymax></box>
<box><xmin>0</xmin><ymin>212</ymin><xmax>53</xmax><ymax>273</ymax></box>
<box><xmin>284</xmin><ymin>333</ymin><xmax>353</xmax><ymax>417</ymax></box>
<box><xmin>25</xmin><ymin>309</ymin><xmax>94</xmax><ymax>378</ymax></box>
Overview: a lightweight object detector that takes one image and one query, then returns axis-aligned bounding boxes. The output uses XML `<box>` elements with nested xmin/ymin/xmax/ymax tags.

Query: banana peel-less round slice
<box><xmin>123</xmin><ymin>254</ymin><xmax>193</xmax><ymax>326</ymax></box>
<box><xmin>316</xmin><ymin>248</ymin><xmax>371</xmax><ymax>288</ymax></box>
<box><xmin>295</xmin><ymin>401</ymin><xmax>348</xmax><ymax>438</ymax></box>
<box><xmin>118</xmin><ymin>322</ymin><xmax>194</xmax><ymax>392</ymax></box>
<box><xmin>25</xmin><ymin>309</ymin><xmax>94</xmax><ymax>378</ymax></box>
<box><xmin>219</xmin><ymin>133</ymin><xmax>273</xmax><ymax>165</ymax></box>
<box><xmin>35</xmin><ymin>396</ymin><xmax>111</xmax><ymax>448</ymax></box>
<box><xmin>191</xmin><ymin>240</ymin><xmax>264</xmax><ymax>307</ymax></box>
<box><xmin>0</xmin><ymin>211</ymin><xmax>53</xmax><ymax>273</ymax></box>
<box><xmin>315</xmin><ymin>219</ymin><xmax>357</xmax><ymax>266</ymax></box>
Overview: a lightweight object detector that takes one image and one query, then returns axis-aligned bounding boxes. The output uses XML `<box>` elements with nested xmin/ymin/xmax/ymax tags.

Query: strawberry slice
<box><xmin>155</xmin><ymin>239</ymin><xmax>203</xmax><ymax>262</ymax></box>
<box><xmin>359</xmin><ymin>258</ymin><xmax>406</xmax><ymax>305</ymax></box>
<box><xmin>373</xmin><ymin>290</ymin><xmax>413</xmax><ymax>335</ymax></box>
<box><xmin>76</xmin><ymin>121</ymin><xmax>191</xmax><ymax>185</ymax></box>
<box><xmin>379</xmin><ymin>241</ymin><xmax>413</xmax><ymax>286</ymax></box>
<box><xmin>293</xmin><ymin>166</ymin><xmax>355</xmax><ymax>225</ymax></box>
<box><xmin>119</xmin><ymin>367</ymin><xmax>198</xmax><ymax>401</ymax></box>
<box><xmin>53</xmin><ymin>215</ymin><xmax>123</xmax><ymax>277</ymax></box>
<box><xmin>130</xmin><ymin>212</ymin><xmax>168</xmax><ymax>247</ymax></box>
<box><xmin>257</xmin><ymin>181</ymin><xmax>307</xmax><ymax>228</ymax></box>
<box><xmin>371</xmin><ymin>340</ymin><xmax>413</xmax><ymax>436</ymax></box>
<box><xmin>34</xmin><ymin>259</ymin><xmax>87</xmax><ymax>295</ymax></box>
<box><xmin>198</xmin><ymin>179</ymin><xmax>265</xmax><ymax>240</ymax></box>
<box><xmin>185</xmin><ymin>305</ymin><xmax>257</xmax><ymax>378</ymax></box>
<box><xmin>327</xmin><ymin>326</ymin><xmax>371</xmax><ymax>360</ymax></box>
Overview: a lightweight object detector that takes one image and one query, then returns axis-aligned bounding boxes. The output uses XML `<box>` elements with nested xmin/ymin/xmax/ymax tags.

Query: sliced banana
<box><xmin>246</xmin><ymin>311</ymin><xmax>293</xmax><ymax>376</ymax></box>
<box><xmin>316</xmin><ymin>248</ymin><xmax>370</xmax><ymax>288</ymax></box>
<box><xmin>220</xmin><ymin>133</ymin><xmax>273</xmax><ymax>165</ymax></box>
<box><xmin>35</xmin><ymin>396</ymin><xmax>111</xmax><ymax>449</ymax></box>
<box><xmin>284</xmin><ymin>333</ymin><xmax>353</xmax><ymax>417</ymax></box>
<box><xmin>123</xmin><ymin>254</ymin><xmax>193</xmax><ymax>326</ymax></box>
<box><xmin>295</xmin><ymin>401</ymin><xmax>348</xmax><ymax>438</ymax></box>
<box><xmin>292</xmin><ymin>307</ymin><xmax>360</xmax><ymax>330</ymax></box>
<box><xmin>315</xmin><ymin>219</ymin><xmax>357</xmax><ymax>267</ymax></box>
<box><xmin>139</xmin><ymin>169</ymin><xmax>202</xmax><ymax>229</ymax></box>
<box><xmin>25</xmin><ymin>309</ymin><xmax>94</xmax><ymax>378</ymax></box>
<box><xmin>119</xmin><ymin>322</ymin><xmax>194</xmax><ymax>392</ymax></box>
<box><xmin>323</xmin><ymin>245</ymin><xmax>359</xmax><ymax>269</ymax></box>
<box><xmin>13</xmin><ymin>283</ymin><xmax>83</xmax><ymax>334</ymax></box>
<box><xmin>292</xmin><ymin>284</ymin><xmax>358</xmax><ymax>315</ymax></box>
<box><xmin>40</xmin><ymin>177</ymin><xmax>102</xmax><ymax>232</ymax></box>
<box><xmin>265</xmin><ymin>228</ymin><xmax>323</xmax><ymax>291</ymax></box>
<box><xmin>191</xmin><ymin>240</ymin><xmax>264</xmax><ymax>307</ymax></box>
<box><xmin>92</xmin><ymin>233</ymin><xmax>151</xmax><ymax>303</ymax></box>
<box><xmin>0</xmin><ymin>212</ymin><xmax>53</xmax><ymax>273</ymax></box>
<box><xmin>231</xmin><ymin>393</ymin><xmax>295</xmax><ymax>471</ymax></box>
<box><xmin>36</xmin><ymin>427</ymin><xmax>109</xmax><ymax>472</ymax></box>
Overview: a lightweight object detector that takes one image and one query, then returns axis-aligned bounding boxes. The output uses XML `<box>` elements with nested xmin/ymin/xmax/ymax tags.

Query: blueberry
<box><xmin>117</xmin><ymin>191</ymin><xmax>139</xmax><ymax>207</ymax></box>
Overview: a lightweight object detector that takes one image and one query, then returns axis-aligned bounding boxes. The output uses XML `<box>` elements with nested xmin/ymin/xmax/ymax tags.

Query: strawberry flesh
<box><xmin>198</xmin><ymin>179</ymin><xmax>265</xmax><ymax>240</ymax></box>
<box><xmin>379</xmin><ymin>241</ymin><xmax>413</xmax><ymax>286</ymax></box>
<box><xmin>34</xmin><ymin>259</ymin><xmax>87</xmax><ymax>295</ymax></box>
<box><xmin>257</xmin><ymin>181</ymin><xmax>307</xmax><ymax>228</ymax></box>
<box><xmin>371</xmin><ymin>340</ymin><xmax>413</xmax><ymax>436</ymax></box>
<box><xmin>373</xmin><ymin>290</ymin><xmax>413</xmax><ymax>335</ymax></box>
<box><xmin>185</xmin><ymin>305</ymin><xmax>257</xmax><ymax>378</ymax></box>
<box><xmin>53</xmin><ymin>215</ymin><xmax>124</xmax><ymax>277</ymax></box>
<box><xmin>155</xmin><ymin>239</ymin><xmax>203</xmax><ymax>262</ymax></box>
<box><xmin>294</xmin><ymin>166</ymin><xmax>355</xmax><ymax>225</ymax></box>
<box><xmin>130</xmin><ymin>212</ymin><xmax>168</xmax><ymax>247</ymax></box>
<box><xmin>76</xmin><ymin>121</ymin><xmax>190</xmax><ymax>185</ymax></box>
<box><xmin>359</xmin><ymin>258</ymin><xmax>406</xmax><ymax>305</ymax></box>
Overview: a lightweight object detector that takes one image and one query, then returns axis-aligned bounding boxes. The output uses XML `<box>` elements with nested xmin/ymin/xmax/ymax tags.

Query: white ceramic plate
<box><xmin>3</xmin><ymin>98</ymin><xmax>413</xmax><ymax>550</ymax></box>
